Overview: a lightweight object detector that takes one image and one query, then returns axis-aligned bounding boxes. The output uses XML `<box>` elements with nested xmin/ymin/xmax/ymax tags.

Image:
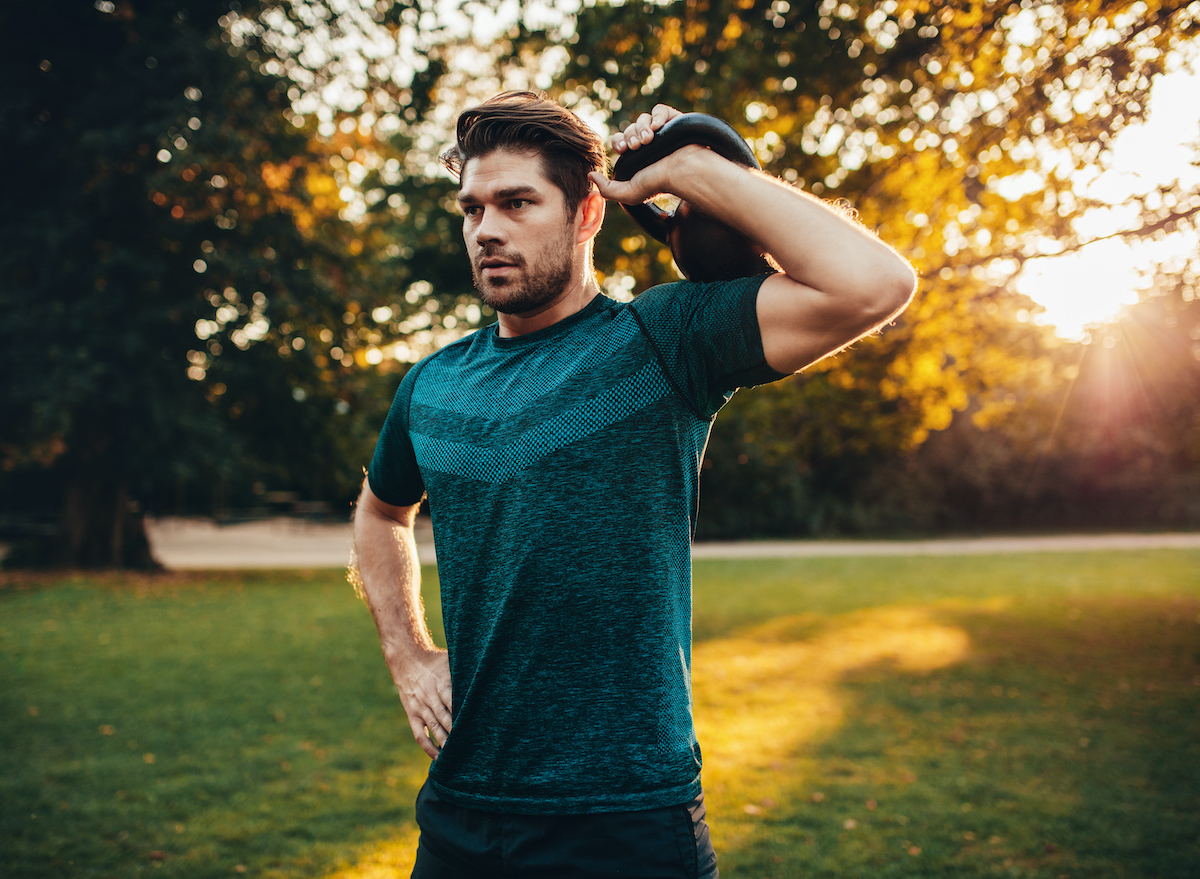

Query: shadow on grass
<box><xmin>3</xmin><ymin>562</ymin><xmax>1198</xmax><ymax>878</ymax></box>
<box><xmin>0</xmin><ymin>570</ymin><xmax>439</xmax><ymax>879</ymax></box>
<box><xmin>703</xmin><ymin>594</ymin><xmax>1200</xmax><ymax>878</ymax></box>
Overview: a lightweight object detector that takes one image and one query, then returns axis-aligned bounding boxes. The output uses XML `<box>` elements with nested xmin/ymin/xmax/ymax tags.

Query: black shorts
<box><xmin>411</xmin><ymin>782</ymin><xmax>719</xmax><ymax>879</ymax></box>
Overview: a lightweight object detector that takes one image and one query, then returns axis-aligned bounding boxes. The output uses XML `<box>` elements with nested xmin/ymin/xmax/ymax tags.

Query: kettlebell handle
<box><xmin>611</xmin><ymin>113</ymin><xmax>774</xmax><ymax>281</ymax></box>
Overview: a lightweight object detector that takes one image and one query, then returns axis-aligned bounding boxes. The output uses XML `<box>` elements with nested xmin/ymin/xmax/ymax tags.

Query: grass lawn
<box><xmin>2</xmin><ymin>550</ymin><xmax>1198</xmax><ymax>877</ymax></box>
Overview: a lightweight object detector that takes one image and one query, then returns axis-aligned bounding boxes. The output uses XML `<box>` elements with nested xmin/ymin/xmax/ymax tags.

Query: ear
<box><xmin>575</xmin><ymin>188</ymin><xmax>605</xmax><ymax>245</ymax></box>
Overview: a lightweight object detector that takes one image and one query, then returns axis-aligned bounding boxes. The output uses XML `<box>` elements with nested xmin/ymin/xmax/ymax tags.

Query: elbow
<box><xmin>894</xmin><ymin>262</ymin><xmax>919</xmax><ymax>311</ymax></box>
<box><xmin>837</xmin><ymin>262</ymin><xmax>915</xmax><ymax>339</ymax></box>
<box><xmin>872</xmin><ymin>261</ymin><xmax>917</xmax><ymax>324</ymax></box>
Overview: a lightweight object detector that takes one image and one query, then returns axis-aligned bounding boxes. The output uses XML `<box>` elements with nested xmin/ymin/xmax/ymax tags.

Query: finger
<box><xmin>636</xmin><ymin>113</ymin><xmax>654</xmax><ymax>144</ymax></box>
<box><xmin>429</xmin><ymin>700</ymin><xmax>452</xmax><ymax>738</ymax></box>
<box><xmin>610</xmin><ymin>132</ymin><xmax>627</xmax><ymax>153</ymax></box>
<box><xmin>436</xmin><ymin>679</ymin><xmax>454</xmax><ymax>731</ymax></box>
<box><xmin>626</xmin><ymin>112</ymin><xmax>654</xmax><ymax>147</ymax></box>
<box><xmin>399</xmin><ymin>689</ymin><xmax>445</xmax><ymax>757</ymax></box>
<box><xmin>651</xmin><ymin>104</ymin><xmax>674</xmax><ymax>128</ymax></box>
<box><xmin>425</xmin><ymin>716</ymin><xmax>448</xmax><ymax>749</ymax></box>
<box><xmin>589</xmin><ymin>172</ymin><xmax>623</xmax><ymax>202</ymax></box>
<box><xmin>408</xmin><ymin>714</ymin><xmax>440</xmax><ymax>759</ymax></box>
<box><xmin>590</xmin><ymin>173</ymin><xmax>651</xmax><ymax>206</ymax></box>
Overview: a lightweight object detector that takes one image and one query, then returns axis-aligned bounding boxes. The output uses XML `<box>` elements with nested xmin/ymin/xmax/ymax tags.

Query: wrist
<box><xmin>668</xmin><ymin>146</ymin><xmax>751</xmax><ymax>211</ymax></box>
<box><xmin>382</xmin><ymin>634</ymin><xmax>439</xmax><ymax>667</ymax></box>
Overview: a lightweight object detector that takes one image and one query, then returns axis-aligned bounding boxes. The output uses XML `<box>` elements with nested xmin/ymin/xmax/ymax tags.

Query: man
<box><xmin>354</xmin><ymin>91</ymin><xmax>915</xmax><ymax>877</ymax></box>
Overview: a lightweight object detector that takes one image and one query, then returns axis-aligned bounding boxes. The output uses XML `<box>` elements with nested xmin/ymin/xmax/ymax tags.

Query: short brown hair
<box><xmin>440</xmin><ymin>91</ymin><xmax>608</xmax><ymax>215</ymax></box>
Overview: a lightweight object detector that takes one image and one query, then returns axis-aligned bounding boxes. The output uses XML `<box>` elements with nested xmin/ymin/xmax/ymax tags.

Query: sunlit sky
<box><xmin>280</xmin><ymin>2</ymin><xmax>1197</xmax><ymax>343</ymax></box>
<box><xmin>1017</xmin><ymin>67</ymin><xmax>1200</xmax><ymax>339</ymax></box>
<box><xmin>422</xmin><ymin>6</ymin><xmax>1199</xmax><ymax>344</ymax></box>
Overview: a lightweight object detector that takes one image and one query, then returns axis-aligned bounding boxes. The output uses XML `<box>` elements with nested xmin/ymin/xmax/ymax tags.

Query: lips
<box><xmin>477</xmin><ymin>253</ymin><xmax>522</xmax><ymax>283</ymax></box>
<box><xmin>477</xmin><ymin>248</ymin><xmax>522</xmax><ymax>271</ymax></box>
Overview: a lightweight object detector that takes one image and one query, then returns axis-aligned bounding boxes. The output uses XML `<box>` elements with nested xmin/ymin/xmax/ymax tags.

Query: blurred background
<box><xmin>3</xmin><ymin>0</ymin><xmax>1199</xmax><ymax>568</ymax></box>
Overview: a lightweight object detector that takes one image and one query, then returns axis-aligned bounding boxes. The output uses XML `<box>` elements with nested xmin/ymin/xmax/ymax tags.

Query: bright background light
<box><xmin>1018</xmin><ymin>67</ymin><xmax>1200</xmax><ymax>340</ymax></box>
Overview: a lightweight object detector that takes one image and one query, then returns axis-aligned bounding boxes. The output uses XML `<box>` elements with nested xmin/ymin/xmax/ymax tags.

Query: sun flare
<box><xmin>1018</xmin><ymin>69</ymin><xmax>1200</xmax><ymax>340</ymax></box>
<box><xmin>1019</xmin><ymin>246</ymin><xmax>1144</xmax><ymax>341</ymax></box>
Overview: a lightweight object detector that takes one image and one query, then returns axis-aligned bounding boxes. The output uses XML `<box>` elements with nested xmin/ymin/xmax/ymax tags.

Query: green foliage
<box><xmin>0</xmin><ymin>1</ymin><xmax>459</xmax><ymax>566</ymax></box>
<box><xmin>4</xmin><ymin>0</ymin><xmax>1199</xmax><ymax>561</ymax></box>
<box><xmin>817</xmin><ymin>275</ymin><xmax>1200</xmax><ymax>535</ymax></box>
<box><xmin>520</xmin><ymin>0</ymin><xmax>1200</xmax><ymax>534</ymax></box>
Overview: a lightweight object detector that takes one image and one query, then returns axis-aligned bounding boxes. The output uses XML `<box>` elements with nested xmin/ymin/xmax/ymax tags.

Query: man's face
<box><xmin>457</xmin><ymin>148</ymin><xmax>579</xmax><ymax>316</ymax></box>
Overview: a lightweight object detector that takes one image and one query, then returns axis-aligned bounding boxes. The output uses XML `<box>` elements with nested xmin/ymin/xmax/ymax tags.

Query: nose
<box><xmin>471</xmin><ymin>206</ymin><xmax>506</xmax><ymax>247</ymax></box>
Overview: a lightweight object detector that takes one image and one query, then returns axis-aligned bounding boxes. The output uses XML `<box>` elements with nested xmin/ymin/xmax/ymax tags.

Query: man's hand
<box><xmin>608</xmin><ymin>103</ymin><xmax>682</xmax><ymax>154</ymax></box>
<box><xmin>390</xmin><ymin>645</ymin><xmax>453</xmax><ymax>759</ymax></box>
<box><xmin>590</xmin><ymin>103</ymin><xmax>696</xmax><ymax>206</ymax></box>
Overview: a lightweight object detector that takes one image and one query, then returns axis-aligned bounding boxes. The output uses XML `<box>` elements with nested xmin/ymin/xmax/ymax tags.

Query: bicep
<box><xmin>357</xmin><ymin>480</ymin><xmax>420</xmax><ymax>529</ymax></box>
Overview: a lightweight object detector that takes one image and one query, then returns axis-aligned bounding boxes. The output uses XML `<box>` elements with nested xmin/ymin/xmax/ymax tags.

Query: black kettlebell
<box><xmin>612</xmin><ymin>113</ymin><xmax>775</xmax><ymax>282</ymax></box>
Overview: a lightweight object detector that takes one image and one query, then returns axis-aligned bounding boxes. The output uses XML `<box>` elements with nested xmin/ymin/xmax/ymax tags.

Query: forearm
<box><xmin>353</xmin><ymin>499</ymin><xmax>434</xmax><ymax>664</ymax></box>
<box><xmin>672</xmin><ymin>147</ymin><xmax>913</xmax><ymax>308</ymax></box>
<box><xmin>353</xmin><ymin>485</ymin><xmax>452</xmax><ymax>757</ymax></box>
<box><xmin>600</xmin><ymin>103</ymin><xmax>916</xmax><ymax>372</ymax></box>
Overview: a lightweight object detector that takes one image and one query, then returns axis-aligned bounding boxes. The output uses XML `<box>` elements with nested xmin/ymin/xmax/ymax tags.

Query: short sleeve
<box><xmin>367</xmin><ymin>362</ymin><xmax>427</xmax><ymax>507</ymax></box>
<box><xmin>629</xmin><ymin>275</ymin><xmax>787</xmax><ymax>417</ymax></box>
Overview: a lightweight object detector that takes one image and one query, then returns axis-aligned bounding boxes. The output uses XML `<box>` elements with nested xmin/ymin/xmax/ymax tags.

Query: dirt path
<box><xmin>143</xmin><ymin>517</ymin><xmax>1200</xmax><ymax>570</ymax></box>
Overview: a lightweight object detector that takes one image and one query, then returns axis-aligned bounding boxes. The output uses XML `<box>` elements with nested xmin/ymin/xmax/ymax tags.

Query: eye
<box><xmin>461</xmin><ymin>205</ymin><xmax>481</xmax><ymax>217</ymax></box>
<box><xmin>509</xmin><ymin>199</ymin><xmax>530</xmax><ymax>210</ymax></box>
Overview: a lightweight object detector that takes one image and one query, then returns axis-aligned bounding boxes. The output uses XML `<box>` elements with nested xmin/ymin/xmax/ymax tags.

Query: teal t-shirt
<box><xmin>368</xmin><ymin>276</ymin><xmax>783</xmax><ymax>814</ymax></box>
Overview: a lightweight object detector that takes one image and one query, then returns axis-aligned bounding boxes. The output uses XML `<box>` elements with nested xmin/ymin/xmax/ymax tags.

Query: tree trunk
<box><xmin>62</xmin><ymin>477</ymin><xmax>159</xmax><ymax>569</ymax></box>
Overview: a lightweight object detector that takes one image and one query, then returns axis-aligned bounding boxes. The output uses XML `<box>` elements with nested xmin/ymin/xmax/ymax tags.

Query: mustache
<box><xmin>474</xmin><ymin>246</ymin><xmax>525</xmax><ymax>267</ymax></box>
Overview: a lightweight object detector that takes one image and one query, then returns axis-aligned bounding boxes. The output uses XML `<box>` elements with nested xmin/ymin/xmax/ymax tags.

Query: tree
<box><xmin>512</xmin><ymin>0</ymin><xmax>1200</xmax><ymax>534</ymax></box>
<box><xmin>1042</xmin><ymin>260</ymin><xmax>1200</xmax><ymax>526</ymax></box>
<box><xmin>0</xmin><ymin>0</ymin><xmax>459</xmax><ymax>567</ymax></box>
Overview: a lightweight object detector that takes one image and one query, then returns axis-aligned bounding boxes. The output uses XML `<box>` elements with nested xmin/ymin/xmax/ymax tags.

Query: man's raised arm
<box><xmin>353</xmin><ymin>482</ymin><xmax>451</xmax><ymax>759</ymax></box>
<box><xmin>592</xmin><ymin>105</ymin><xmax>917</xmax><ymax>374</ymax></box>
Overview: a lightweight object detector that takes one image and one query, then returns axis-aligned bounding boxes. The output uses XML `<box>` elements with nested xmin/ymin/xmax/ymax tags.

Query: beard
<box><xmin>471</xmin><ymin>230</ymin><xmax>576</xmax><ymax>316</ymax></box>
